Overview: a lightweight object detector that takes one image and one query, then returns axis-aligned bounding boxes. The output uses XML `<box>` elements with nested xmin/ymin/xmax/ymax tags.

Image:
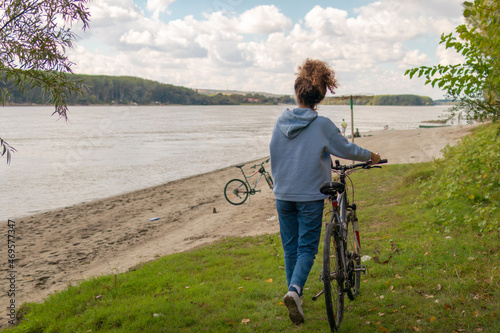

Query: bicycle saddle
<box><xmin>320</xmin><ymin>182</ymin><xmax>345</xmax><ymax>195</ymax></box>
<box><xmin>235</xmin><ymin>164</ymin><xmax>245</xmax><ymax>168</ymax></box>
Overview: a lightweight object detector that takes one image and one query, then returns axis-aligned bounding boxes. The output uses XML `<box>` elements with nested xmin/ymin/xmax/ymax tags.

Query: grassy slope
<box><xmin>5</xmin><ymin>127</ymin><xmax>499</xmax><ymax>333</ymax></box>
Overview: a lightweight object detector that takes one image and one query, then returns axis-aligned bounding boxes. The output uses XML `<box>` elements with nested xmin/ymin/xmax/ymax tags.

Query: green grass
<box><xmin>5</xmin><ymin>124</ymin><xmax>499</xmax><ymax>333</ymax></box>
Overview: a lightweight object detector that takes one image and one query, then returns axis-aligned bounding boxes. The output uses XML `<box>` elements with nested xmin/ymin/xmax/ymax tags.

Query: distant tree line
<box><xmin>323</xmin><ymin>94</ymin><xmax>434</xmax><ymax>106</ymax></box>
<box><xmin>1</xmin><ymin>73</ymin><xmax>296</xmax><ymax>106</ymax></box>
<box><xmin>1</xmin><ymin>72</ymin><xmax>436</xmax><ymax>107</ymax></box>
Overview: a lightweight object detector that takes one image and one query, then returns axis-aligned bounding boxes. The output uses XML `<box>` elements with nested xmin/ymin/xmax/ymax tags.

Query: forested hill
<box><xmin>4</xmin><ymin>73</ymin><xmax>434</xmax><ymax>106</ymax></box>
<box><xmin>323</xmin><ymin>94</ymin><xmax>434</xmax><ymax>106</ymax></box>
<box><xmin>4</xmin><ymin>74</ymin><xmax>295</xmax><ymax>106</ymax></box>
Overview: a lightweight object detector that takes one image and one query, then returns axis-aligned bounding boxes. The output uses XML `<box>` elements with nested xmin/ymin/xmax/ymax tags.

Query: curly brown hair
<box><xmin>294</xmin><ymin>59</ymin><xmax>339</xmax><ymax>109</ymax></box>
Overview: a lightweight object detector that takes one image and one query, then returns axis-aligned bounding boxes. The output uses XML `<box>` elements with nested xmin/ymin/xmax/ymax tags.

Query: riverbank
<box><xmin>0</xmin><ymin>123</ymin><xmax>480</xmax><ymax>327</ymax></box>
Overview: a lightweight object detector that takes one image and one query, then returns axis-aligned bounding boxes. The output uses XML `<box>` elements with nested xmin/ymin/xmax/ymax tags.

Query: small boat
<box><xmin>419</xmin><ymin>124</ymin><xmax>451</xmax><ymax>128</ymax></box>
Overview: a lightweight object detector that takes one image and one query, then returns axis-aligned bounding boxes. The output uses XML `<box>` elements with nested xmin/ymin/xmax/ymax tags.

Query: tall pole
<box><xmin>350</xmin><ymin>95</ymin><xmax>355</xmax><ymax>143</ymax></box>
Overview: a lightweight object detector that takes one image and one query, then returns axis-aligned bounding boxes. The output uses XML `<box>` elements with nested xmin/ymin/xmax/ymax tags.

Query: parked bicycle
<box><xmin>312</xmin><ymin>159</ymin><xmax>387</xmax><ymax>332</ymax></box>
<box><xmin>224</xmin><ymin>158</ymin><xmax>273</xmax><ymax>205</ymax></box>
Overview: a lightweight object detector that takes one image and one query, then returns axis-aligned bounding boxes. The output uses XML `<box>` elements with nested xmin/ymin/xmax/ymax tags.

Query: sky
<box><xmin>68</xmin><ymin>0</ymin><xmax>466</xmax><ymax>100</ymax></box>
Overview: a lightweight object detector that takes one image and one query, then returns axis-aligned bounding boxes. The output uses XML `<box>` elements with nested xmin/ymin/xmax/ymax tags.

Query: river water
<box><xmin>1</xmin><ymin>104</ymin><xmax>452</xmax><ymax>219</ymax></box>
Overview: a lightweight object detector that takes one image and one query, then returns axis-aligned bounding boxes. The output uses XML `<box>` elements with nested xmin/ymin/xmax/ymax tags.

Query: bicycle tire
<box><xmin>224</xmin><ymin>179</ymin><xmax>249</xmax><ymax>205</ymax></box>
<box><xmin>264</xmin><ymin>173</ymin><xmax>274</xmax><ymax>189</ymax></box>
<box><xmin>323</xmin><ymin>220</ymin><xmax>344</xmax><ymax>331</ymax></box>
<box><xmin>346</xmin><ymin>210</ymin><xmax>361</xmax><ymax>300</ymax></box>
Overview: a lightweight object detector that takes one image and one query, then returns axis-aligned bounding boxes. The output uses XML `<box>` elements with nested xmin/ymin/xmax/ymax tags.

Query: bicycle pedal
<box><xmin>354</xmin><ymin>265</ymin><xmax>367</xmax><ymax>273</ymax></box>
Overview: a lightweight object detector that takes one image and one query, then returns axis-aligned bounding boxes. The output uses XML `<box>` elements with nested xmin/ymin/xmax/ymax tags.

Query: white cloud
<box><xmin>304</xmin><ymin>6</ymin><xmax>348</xmax><ymax>37</ymax></box>
<box><xmin>147</xmin><ymin>0</ymin><xmax>176</xmax><ymax>19</ymax></box>
<box><xmin>238</xmin><ymin>5</ymin><xmax>291</xmax><ymax>34</ymax></box>
<box><xmin>120</xmin><ymin>30</ymin><xmax>153</xmax><ymax>45</ymax></box>
<box><xmin>436</xmin><ymin>43</ymin><xmax>464</xmax><ymax>65</ymax></box>
<box><xmin>399</xmin><ymin>49</ymin><xmax>432</xmax><ymax>69</ymax></box>
<box><xmin>89</xmin><ymin>0</ymin><xmax>143</xmax><ymax>24</ymax></box>
<box><xmin>70</xmin><ymin>0</ymin><xmax>464</xmax><ymax>99</ymax></box>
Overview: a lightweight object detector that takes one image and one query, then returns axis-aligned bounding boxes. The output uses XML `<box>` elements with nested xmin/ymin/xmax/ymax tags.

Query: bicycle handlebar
<box><xmin>331</xmin><ymin>159</ymin><xmax>388</xmax><ymax>171</ymax></box>
<box><xmin>250</xmin><ymin>157</ymin><xmax>270</xmax><ymax>169</ymax></box>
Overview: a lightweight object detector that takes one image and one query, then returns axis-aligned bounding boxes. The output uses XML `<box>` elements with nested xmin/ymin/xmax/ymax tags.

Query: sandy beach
<box><xmin>0</xmin><ymin>123</ymin><xmax>479</xmax><ymax>326</ymax></box>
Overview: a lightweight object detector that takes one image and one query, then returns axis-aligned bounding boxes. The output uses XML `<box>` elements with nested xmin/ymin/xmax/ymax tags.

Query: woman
<box><xmin>269</xmin><ymin>59</ymin><xmax>380</xmax><ymax>325</ymax></box>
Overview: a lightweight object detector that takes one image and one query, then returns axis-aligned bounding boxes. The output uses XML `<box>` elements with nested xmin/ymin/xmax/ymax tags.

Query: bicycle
<box><xmin>224</xmin><ymin>158</ymin><xmax>274</xmax><ymax>205</ymax></box>
<box><xmin>312</xmin><ymin>158</ymin><xmax>388</xmax><ymax>332</ymax></box>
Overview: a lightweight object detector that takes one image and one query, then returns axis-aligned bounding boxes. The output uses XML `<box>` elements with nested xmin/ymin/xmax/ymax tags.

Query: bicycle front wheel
<box><xmin>346</xmin><ymin>210</ymin><xmax>361</xmax><ymax>300</ymax></box>
<box><xmin>224</xmin><ymin>179</ymin><xmax>249</xmax><ymax>205</ymax></box>
<box><xmin>323</xmin><ymin>220</ymin><xmax>345</xmax><ymax>331</ymax></box>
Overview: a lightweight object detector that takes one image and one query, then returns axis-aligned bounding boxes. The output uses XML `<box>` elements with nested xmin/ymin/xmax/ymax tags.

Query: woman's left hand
<box><xmin>370</xmin><ymin>152</ymin><xmax>381</xmax><ymax>164</ymax></box>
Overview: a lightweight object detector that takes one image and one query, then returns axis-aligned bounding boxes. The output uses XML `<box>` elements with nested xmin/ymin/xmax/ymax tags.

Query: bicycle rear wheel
<box><xmin>346</xmin><ymin>210</ymin><xmax>361</xmax><ymax>300</ymax></box>
<box><xmin>224</xmin><ymin>179</ymin><xmax>249</xmax><ymax>205</ymax></box>
<box><xmin>323</xmin><ymin>220</ymin><xmax>344</xmax><ymax>331</ymax></box>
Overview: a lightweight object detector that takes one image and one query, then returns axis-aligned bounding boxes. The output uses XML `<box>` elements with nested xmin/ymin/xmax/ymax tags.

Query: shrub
<box><xmin>417</xmin><ymin>123</ymin><xmax>499</xmax><ymax>232</ymax></box>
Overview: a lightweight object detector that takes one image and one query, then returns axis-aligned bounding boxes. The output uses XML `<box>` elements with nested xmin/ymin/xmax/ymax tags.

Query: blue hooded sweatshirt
<box><xmin>270</xmin><ymin>108</ymin><xmax>371</xmax><ymax>202</ymax></box>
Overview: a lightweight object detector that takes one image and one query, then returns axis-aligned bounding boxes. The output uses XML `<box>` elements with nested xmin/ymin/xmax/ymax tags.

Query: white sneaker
<box><xmin>283</xmin><ymin>291</ymin><xmax>304</xmax><ymax>325</ymax></box>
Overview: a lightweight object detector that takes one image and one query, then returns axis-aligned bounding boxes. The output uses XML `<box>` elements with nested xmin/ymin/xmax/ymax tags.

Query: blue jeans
<box><xmin>276</xmin><ymin>199</ymin><xmax>324</xmax><ymax>292</ymax></box>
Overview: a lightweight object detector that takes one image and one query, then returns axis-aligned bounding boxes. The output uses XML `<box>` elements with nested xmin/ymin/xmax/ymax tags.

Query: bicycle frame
<box><xmin>238</xmin><ymin>165</ymin><xmax>266</xmax><ymax>194</ymax></box>
<box><xmin>336</xmin><ymin>170</ymin><xmax>362</xmax><ymax>277</ymax></box>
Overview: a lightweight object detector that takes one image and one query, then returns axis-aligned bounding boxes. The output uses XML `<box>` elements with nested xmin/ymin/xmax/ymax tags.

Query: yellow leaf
<box><xmin>266</xmin><ymin>278</ymin><xmax>273</xmax><ymax>283</ymax></box>
<box><xmin>474</xmin><ymin>310</ymin><xmax>479</xmax><ymax>317</ymax></box>
<box><xmin>469</xmin><ymin>194</ymin><xmax>475</xmax><ymax>200</ymax></box>
<box><xmin>377</xmin><ymin>327</ymin><xmax>389</xmax><ymax>333</ymax></box>
<box><xmin>278</xmin><ymin>302</ymin><xmax>284</xmax><ymax>306</ymax></box>
<box><xmin>429</xmin><ymin>316</ymin><xmax>437</xmax><ymax>322</ymax></box>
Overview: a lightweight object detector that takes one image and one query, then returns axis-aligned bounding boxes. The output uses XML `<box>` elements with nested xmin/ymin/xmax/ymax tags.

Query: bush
<box><xmin>417</xmin><ymin>123</ymin><xmax>499</xmax><ymax>232</ymax></box>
